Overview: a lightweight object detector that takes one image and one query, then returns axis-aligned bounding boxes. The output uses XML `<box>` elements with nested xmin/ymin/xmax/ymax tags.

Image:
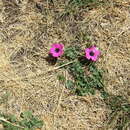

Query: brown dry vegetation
<box><xmin>0</xmin><ymin>0</ymin><xmax>130</xmax><ymax>130</ymax></box>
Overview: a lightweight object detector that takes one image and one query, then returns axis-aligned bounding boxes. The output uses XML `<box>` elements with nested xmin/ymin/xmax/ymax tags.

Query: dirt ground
<box><xmin>0</xmin><ymin>0</ymin><xmax>130</xmax><ymax>130</ymax></box>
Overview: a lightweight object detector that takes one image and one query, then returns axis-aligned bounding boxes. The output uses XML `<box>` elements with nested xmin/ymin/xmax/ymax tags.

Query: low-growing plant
<box><xmin>60</xmin><ymin>46</ymin><xmax>104</xmax><ymax>96</ymax></box>
<box><xmin>68</xmin><ymin>61</ymin><xmax>104</xmax><ymax>95</ymax></box>
<box><xmin>0</xmin><ymin>111</ymin><xmax>43</xmax><ymax>130</ymax></box>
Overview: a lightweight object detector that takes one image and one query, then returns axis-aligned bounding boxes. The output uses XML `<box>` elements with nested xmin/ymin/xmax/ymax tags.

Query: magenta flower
<box><xmin>50</xmin><ymin>43</ymin><xmax>64</xmax><ymax>58</ymax></box>
<box><xmin>85</xmin><ymin>46</ymin><xmax>100</xmax><ymax>61</ymax></box>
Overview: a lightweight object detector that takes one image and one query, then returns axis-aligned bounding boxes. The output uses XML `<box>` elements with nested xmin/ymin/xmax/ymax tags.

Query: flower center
<box><xmin>90</xmin><ymin>51</ymin><xmax>94</xmax><ymax>56</ymax></box>
<box><xmin>55</xmin><ymin>48</ymin><xmax>60</xmax><ymax>52</ymax></box>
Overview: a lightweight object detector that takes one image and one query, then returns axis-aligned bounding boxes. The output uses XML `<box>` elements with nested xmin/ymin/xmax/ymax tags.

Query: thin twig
<box><xmin>48</xmin><ymin>60</ymin><xmax>76</xmax><ymax>72</ymax></box>
<box><xmin>0</xmin><ymin>117</ymin><xmax>25</xmax><ymax>129</ymax></box>
<box><xmin>13</xmin><ymin>60</ymin><xmax>76</xmax><ymax>81</ymax></box>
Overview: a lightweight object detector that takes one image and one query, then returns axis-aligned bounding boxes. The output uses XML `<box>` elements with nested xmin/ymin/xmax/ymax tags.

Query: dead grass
<box><xmin>0</xmin><ymin>0</ymin><xmax>129</xmax><ymax>129</ymax></box>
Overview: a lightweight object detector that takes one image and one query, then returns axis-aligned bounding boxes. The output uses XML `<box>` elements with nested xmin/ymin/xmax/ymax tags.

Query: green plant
<box><xmin>63</xmin><ymin>46</ymin><xmax>104</xmax><ymax>96</ymax></box>
<box><xmin>0</xmin><ymin>111</ymin><xmax>43</xmax><ymax>130</ymax></box>
<box><xmin>64</xmin><ymin>46</ymin><xmax>80</xmax><ymax>60</ymax></box>
<box><xmin>57</xmin><ymin>74</ymin><xmax>66</xmax><ymax>82</ymax></box>
<box><xmin>68</xmin><ymin>61</ymin><xmax>104</xmax><ymax>95</ymax></box>
<box><xmin>66</xmin><ymin>80</ymin><xmax>75</xmax><ymax>90</ymax></box>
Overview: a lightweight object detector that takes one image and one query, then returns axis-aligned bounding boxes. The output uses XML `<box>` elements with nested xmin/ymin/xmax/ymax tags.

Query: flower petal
<box><xmin>52</xmin><ymin>52</ymin><xmax>60</xmax><ymax>57</ymax></box>
<box><xmin>52</xmin><ymin>43</ymin><xmax>64</xmax><ymax>49</ymax></box>
<box><xmin>95</xmin><ymin>49</ymin><xmax>100</xmax><ymax>56</ymax></box>
<box><xmin>91</xmin><ymin>56</ymin><xmax>98</xmax><ymax>61</ymax></box>
<box><xmin>85</xmin><ymin>48</ymin><xmax>91</xmax><ymax>59</ymax></box>
<box><xmin>50</xmin><ymin>47</ymin><xmax>56</xmax><ymax>54</ymax></box>
<box><xmin>86</xmin><ymin>53</ymin><xmax>91</xmax><ymax>59</ymax></box>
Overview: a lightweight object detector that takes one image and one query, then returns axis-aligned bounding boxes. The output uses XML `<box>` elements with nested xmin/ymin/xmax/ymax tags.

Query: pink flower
<box><xmin>50</xmin><ymin>43</ymin><xmax>64</xmax><ymax>58</ymax></box>
<box><xmin>85</xmin><ymin>46</ymin><xmax>100</xmax><ymax>61</ymax></box>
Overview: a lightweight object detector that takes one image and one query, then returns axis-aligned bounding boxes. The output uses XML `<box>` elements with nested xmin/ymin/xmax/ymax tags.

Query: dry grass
<box><xmin>0</xmin><ymin>0</ymin><xmax>130</xmax><ymax>129</ymax></box>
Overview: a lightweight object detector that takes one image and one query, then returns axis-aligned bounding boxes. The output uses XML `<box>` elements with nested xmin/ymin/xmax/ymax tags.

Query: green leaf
<box><xmin>20</xmin><ymin>111</ymin><xmax>33</xmax><ymax>119</ymax></box>
<box><xmin>31</xmin><ymin>118</ymin><xmax>43</xmax><ymax>128</ymax></box>
<box><xmin>7</xmin><ymin>115</ymin><xmax>17</xmax><ymax>123</ymax></box>
<box><xmin>0</xmin><ymin>111</ymin><xmax>43</xmax><ymax>130</ymax></box>
<box><xmin>75</xmin><ymin>88</ymin><xmax>83</xmax><ymax>96</ymax></box>
<box><xmin>121</xmin><ymin>104</ymin><xmax>130</xmax><ymax>112</ymax></box>
<box><xmin>3</xmin><ymin>123</ymin><xmax>19</xmax><ymax>130</ymax></box>
<box><xmin>89</xmin><ymin>88</ymin><xmax>95</xmax><ymax>95</ymax></box>
<box><xmin>57</xmin><ymin>75</ymin><xmax>65</xmax><ymax>82</ymax></box>
<box><xmin>66</xmin><ymin>80</ymin><xmax>75</xmax><ymax>89</ymax></box>
<box><xmin>20</xmin><ymin>113</ymin><xmax>43</xmax><ymax>129</ymax></box>
<box><xmin>64</xmin><ymin>46</ymin><xmax>79</xmax><ymax>60</ymax></box>
<box><xmin>101</xmin><ymin>91</ymin><xmax>109</xmax><ymax>99</ymax></box>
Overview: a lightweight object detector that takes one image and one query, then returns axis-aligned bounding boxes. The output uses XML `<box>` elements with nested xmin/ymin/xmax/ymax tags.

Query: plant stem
<box><xmin>0</xmin><ymin>117</ymin><xmax>25</xmax><ymax>129</ymax></box>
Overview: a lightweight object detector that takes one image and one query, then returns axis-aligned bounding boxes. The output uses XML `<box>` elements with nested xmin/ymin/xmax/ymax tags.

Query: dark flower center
<box><xmin>90</xmin><ymin>51</ymin><xmax>94</xmax><ymax>56</ymax></box>
<box><xmin>55</xmin><ymin>48</ymin><xmax>60</xmax><ymax>52</ymax></box>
